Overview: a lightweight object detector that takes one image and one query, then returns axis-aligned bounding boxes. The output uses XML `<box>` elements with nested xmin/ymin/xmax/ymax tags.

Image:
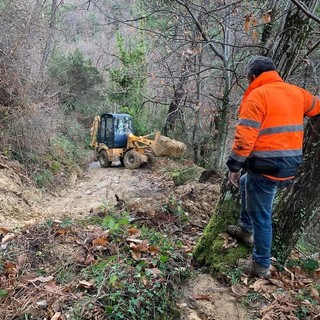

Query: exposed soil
<box><xmin>2</xmin><ymin>157</ymin><xmax>320</xmax><ymax>320</ymax></box>
<box><xmin>0</xmin><ymin>157</ymin><xmax>252</xmax><ymax>319</ymax></box>
<box><xmin>178</xmin><ymin>273</ymin><xmax>248</xmax><ymax>320</ymax></box>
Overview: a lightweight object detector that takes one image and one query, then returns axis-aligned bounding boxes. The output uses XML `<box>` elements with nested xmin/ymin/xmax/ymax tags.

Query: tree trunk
<box><xmin>40</xmin><ymin>0</ymin><xmax>59</xmax><ymax>71</ymax></box>
<box><xmin>213</xmin><ymin>5</ymin><xmax>232</xmax><ymax>169</ymax></box>
<box><xmin>193</xmin><ymin>176</ymin><xmax>250</xmax><ymax>272</ymax></box>
<box><xmin>163</xmin><ymin>60</ymin><xmax>188</xmax><ymax>135</ymax></box>
<box><xmin>273</xmin><ymin>115</ymin><xmax>320</xmax><ymax>262</ymax></box>
<box><xmin>271</xmin><ymin>0</ymin><xmax>318</xmax><ymax>80</ymax></box>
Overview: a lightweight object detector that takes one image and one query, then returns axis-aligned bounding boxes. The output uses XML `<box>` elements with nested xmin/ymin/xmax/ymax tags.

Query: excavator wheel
<box><xmin>123</xmin><ymin>149</ymin><xmax>142</xmax><ymax>169</ymax></box>
<box><xmin>99</xmin><ymin>150</ymin><xmax>112</xmax><ymax>168</ymax></box>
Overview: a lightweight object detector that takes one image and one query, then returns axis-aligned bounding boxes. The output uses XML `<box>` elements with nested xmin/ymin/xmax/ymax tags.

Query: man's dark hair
<box><xmin>246</xmin><ymin>56</ymin><xmax>276</xmax><ymax>81</ymax></box>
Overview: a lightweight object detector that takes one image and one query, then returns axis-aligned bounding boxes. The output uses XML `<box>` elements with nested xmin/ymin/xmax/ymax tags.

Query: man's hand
<box><xmin>228</xmin><ymin>171</ymin><xmax>241</xmax><ymax>188</ymax></box>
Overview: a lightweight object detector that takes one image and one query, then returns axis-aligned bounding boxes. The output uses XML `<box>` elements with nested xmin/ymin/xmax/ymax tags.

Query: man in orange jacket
<box><xmin>226</xmin><ymin>56</ymin><xmax>320</xmax><ymax>278</ymax></box>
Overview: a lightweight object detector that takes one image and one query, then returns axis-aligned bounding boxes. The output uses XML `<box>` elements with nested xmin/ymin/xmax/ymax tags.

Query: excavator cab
<box><xmin>98</xmin><ymin>113</ymin><xmax>133</xmax><ymax>148</ymax></box>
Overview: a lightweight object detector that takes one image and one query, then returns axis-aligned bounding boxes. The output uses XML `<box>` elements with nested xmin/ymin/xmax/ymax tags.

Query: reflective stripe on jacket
<box><xmin>227</xmin><ymin>71</ymin><xmax>320</xmax><ymax>178</ymax></box>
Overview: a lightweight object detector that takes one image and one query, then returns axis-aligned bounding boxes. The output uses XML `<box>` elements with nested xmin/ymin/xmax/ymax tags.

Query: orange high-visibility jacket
<box><xmin>227</xmin><ymin>71</ymin><xmax>320</xmax><ymax>179</ymax></box>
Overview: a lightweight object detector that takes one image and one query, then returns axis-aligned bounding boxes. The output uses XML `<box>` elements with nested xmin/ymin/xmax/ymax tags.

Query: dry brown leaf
<box><xmin>129</xmin><ymin>242</ymin><xmax>138</xmax><ymax>251</ymax></box>
<box><xmin>310</xmin><ymin>287</ymin><xmax>319</xmax><ymax>300</ymax></box>
<box><xmin>89</xmin><ymin>245</ymin><xmax>107</xmax><ymax>252</ymax></box>
<box><xmin>142</xmin><ymin>276</ymin><xmax>148</xmax><ymax>286</ymax></box>
<box><xmin>244</xmin><ymin>15</ymin><xmax>251</xmax><ymax>32</ymax></box>
<box><xmin>252</xmin><ymin>30</ymin><xmax>259</xmax><ymax>41</ymax></box>
<box><xmin>290</xmin><ymin>265</ymin><xmax>307</xmax><ymax>279</ymax></box>
<box><xmin>136</xmin><ymin>242</ymin><xmax>149</xmax><ymax>253</ymax></box>
<box><xmin>0</xmin><ymin>227</ymin><xmax>10</xmax><ymax>234</ymax></box>
<box><xmin>145</xmin><ymin>268</ymin><xmax>162</xmax><ymax>277</ymax></box>
<box><xmin>231</xmin><ymin>284</ymin><xmax>250</xmax><ymax>297</ymax></box>
<box><xmin>301</xmin><ymin>278</ymin><xmax>313</xmax><ymax>284</ymax></box>
<box><xmin>271</xmin><ymin>292</ymin><xmax>287</xmax><ymax>300</ymax></box>
<box><xmin>4</xmin><ymin>260</ymin><xmax>17</xmax><ymax>276</ymax></box>
<box><xmin>17</xmin><ymin>254</ymin><xmax>28</xmax><ymax>270</ymax></box>
<box><xmin>149</xmin><ymin>245</ymin><xmax>160</xmax><ymax>255</ymax></box>
<box><xmin>128</xmin><ymin>227</ymin><xmax>141</xmax><ymax>238</ymax></box>
<box><xmin>44</xmin><ymin>280</ymin><xmax>59</xmax><ymax>293</ymax></box>
<box><xmin>250</xmin><ymin>279</ymin><xmax>270</xmax><ymax>292</ymax></box>
<box><xmin>192</xmin><ymin>294</ymin><xmax>210</xmax><ymax>301</ymax></box>
<box><xmin>1</xmin><ymin>233</ymin><xmax>15</xmax><ymax>244</ymax></box>
<box><xmin>313</xmin><ymin>268</ymin><xmax>320</xmax><ymax>281</ymax></box>
<box><xmin>51</xmin><ymin>312</ymin><xmax>62</xmax><ymax>320</ymax></box>
<box><xmin>131</xmin><ymin>251</ymin><xmax>142</xmax><ymax>261</ymax></box>
<box><xmin>241</xmin><ymin>276</ymin><xmax>249</xmax><ymax>286</ymax></box>
<box><xmin>268</xmin><ymin>278</ymin><xmax>284</xmax><ymax>288</ymax></box>
<box><xmin>126</xmin><ymin>238</ymin><xmax>143</xmax><ymax>244</ymax></box>
<box><xmin>218</xmin><ymin>233</ymin><xmax>238</xmax><ymax>250</ymax></box>
<box><xmin>182</xmin><ymin>246</ymin><xmax>193</xmax><ymax>254</ymax></box>
<box><xmin>262</xmin><ymin>13</ymin><xmax>271</xmax><ymax>23</ymax></box>
<box><xmin>54</xmin><ymin>229</ymin><xmax>68</xmax><ymax>236</ymax></box>
<box><xmin>84</xmin><ymin>254</ymin><xmax>95</xmax><ymax>265</ymax></box>
<box><xmin>79</xmin><ymin>280</ymin><xmax>95</xmax><ymax>289</ymax></box>
<box><xmin>92</xmin><ymin>237</ymin><xmax>108</xmax><ymax>246</ymax></box>
<box><xmin>252</xmin><ymin>18</ymin><xmax>258</xmax><ymax>26</ymax></box>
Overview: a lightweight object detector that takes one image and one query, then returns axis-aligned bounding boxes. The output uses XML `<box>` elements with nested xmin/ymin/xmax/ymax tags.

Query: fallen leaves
<box><xmin>79</xmin><ymin>280</ymin><xmax>95</xmax><ymax>289</ymax></box>
<box><xmin>145</xmin><ymin>268</ymin><xmax>162</xmax><ymax>277</ymax></box>
<box><xmin>1</xmin><ymin>232</ymin><xmax>16</xmax><ymax>249</ymax></box>
<box><xmin>218</xmin><ymin>233</ymin><xmax>238</xmax><ymax>250</ymax></box>
<box><xmin>192</xmin><ymin>293</ymin><xmax>210</xmax><ymax>301</ymax></box>
<box><xmin>231</xmin><ymin>259</ymin><xmax>320</xmax><ymax>319</ymax></box>
<box><xmin>3</xmin><ymin>261</ymin><xmax>17</xmax><ymax>277</ymax></box>
<box><xmin>126</xmin><ymin>230</ymin><xmax>162</xmax><ymax>262</ymax></box>
<box><xmin>231</xmin><ymin>284</ymin><xmax>250</xmax><ymax>297</ymax></box>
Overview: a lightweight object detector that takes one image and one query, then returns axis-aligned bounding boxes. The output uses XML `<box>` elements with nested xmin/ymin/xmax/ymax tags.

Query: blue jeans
<box><xmin>239</xmin><ymin>172</ymin><xmax>292</xmax><ymax>268</ymax></box>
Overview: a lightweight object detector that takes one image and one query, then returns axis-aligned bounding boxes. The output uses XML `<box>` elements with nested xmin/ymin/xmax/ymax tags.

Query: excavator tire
<box><xmin>123</xmin><ymin>149</ymin><xmax>142</xmax><ymax>169</ymax></box>
<box><xmin>99</xmin><ymin>150</ymin><xmax>112</xmax><ymax>168</ymax></box>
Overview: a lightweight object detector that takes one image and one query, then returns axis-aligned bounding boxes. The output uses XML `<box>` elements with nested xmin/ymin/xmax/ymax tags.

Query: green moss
<box><xmin>194</xmin><ymin>188</ymin><xmax>250</xmax><ymax>273</ymax></box>
<box><xmin>171</xmin><ymin>167</ymin><xmax>204</xmax><ymax>186</ymax></box>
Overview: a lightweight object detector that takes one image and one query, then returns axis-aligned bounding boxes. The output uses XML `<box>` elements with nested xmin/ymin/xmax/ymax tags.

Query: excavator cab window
<box><xmin>115</xmin><ymin>116</ymin><xmax>132</xmax><ymax>134</ymax></box>
<box><xmin>98</xmin><ymin>115</ymin><xmax>114</xmax><ymax>147</ymax></box>
<box><xmin>98</xmin><ymin>114</ymin><xmax>133</xmax><ymax>148</ymax></box>
<box><xmin>113</xmin><ymin>114</ymin><xmax>133</xmax><ymax>148</ymax></box>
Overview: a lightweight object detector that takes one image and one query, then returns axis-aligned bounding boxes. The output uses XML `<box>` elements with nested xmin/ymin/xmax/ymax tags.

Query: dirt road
<box><xmin>0</xmin><ymin>160</ymin><xmax>164</xmax><ymax>228</ymax></box>
<box><xmin>42</xmin><ymin>162</ymin><xmax>161</xmax><ymax>220</ymax></box>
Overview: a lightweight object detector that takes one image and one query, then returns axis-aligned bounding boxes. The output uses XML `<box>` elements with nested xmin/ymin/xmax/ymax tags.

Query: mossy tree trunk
<box><xmin>273</xmin><ymin>115</ymin><xmax>320</xmax><ymax>263</ymax></box>
<box><xmin>193</xmin><ymin>176</ymin><xmax>250</xmax><ymax>273</ymax></box>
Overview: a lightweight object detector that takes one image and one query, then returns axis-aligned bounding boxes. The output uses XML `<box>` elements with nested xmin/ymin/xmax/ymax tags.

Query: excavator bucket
<box><xmin>152</xmin><ymin>132</ymin><xmax>186</xmax><ymax>157</ymax></box>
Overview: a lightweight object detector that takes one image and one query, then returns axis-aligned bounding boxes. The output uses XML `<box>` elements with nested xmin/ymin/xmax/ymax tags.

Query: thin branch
<box><xmin>290</xmin><ymin>0</ymin><xmax>320</xmax><ymax>24</ymax></box>
<box><xmin>175</xmin><ymin>0</ymin><xmax>224</xmax><ymax>61</ymax></box>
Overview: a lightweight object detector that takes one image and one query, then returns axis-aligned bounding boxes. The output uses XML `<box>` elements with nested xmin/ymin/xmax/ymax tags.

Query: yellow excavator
<box><xmin>90</xmin><ymin>113</ymin><xmax>186</xmax><ymax>169</ymax></box>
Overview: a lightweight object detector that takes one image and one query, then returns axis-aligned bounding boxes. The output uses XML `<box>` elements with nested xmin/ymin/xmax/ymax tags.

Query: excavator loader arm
<box><xmin>127</xmin><ymin>132</ymin><xmax>186</xmax><ymax>158</ymax></box>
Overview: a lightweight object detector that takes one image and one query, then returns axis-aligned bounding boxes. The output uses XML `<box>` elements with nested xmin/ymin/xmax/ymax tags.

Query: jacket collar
<box><xmin>241</xmin><ymin>70</ymin><xmax>283</xmax><ymax>105</ymax></box>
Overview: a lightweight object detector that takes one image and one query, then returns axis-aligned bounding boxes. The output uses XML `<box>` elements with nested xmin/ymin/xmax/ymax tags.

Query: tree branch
<box><xmin>175</xmin><ymin>0</ymin><xmax>224</xmax><ymax>61</ymax></box>
<box><xmin>290</xmin><ymin>0</ymin><xmax>320</xmax><ymax>24</ymax></box>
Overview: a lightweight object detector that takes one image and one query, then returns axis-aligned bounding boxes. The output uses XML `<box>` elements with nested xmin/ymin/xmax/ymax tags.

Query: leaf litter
<box><xmin>0</xmin><ymin>157</ymin><xmax>319</xmax><ymax>319</ymax></box>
